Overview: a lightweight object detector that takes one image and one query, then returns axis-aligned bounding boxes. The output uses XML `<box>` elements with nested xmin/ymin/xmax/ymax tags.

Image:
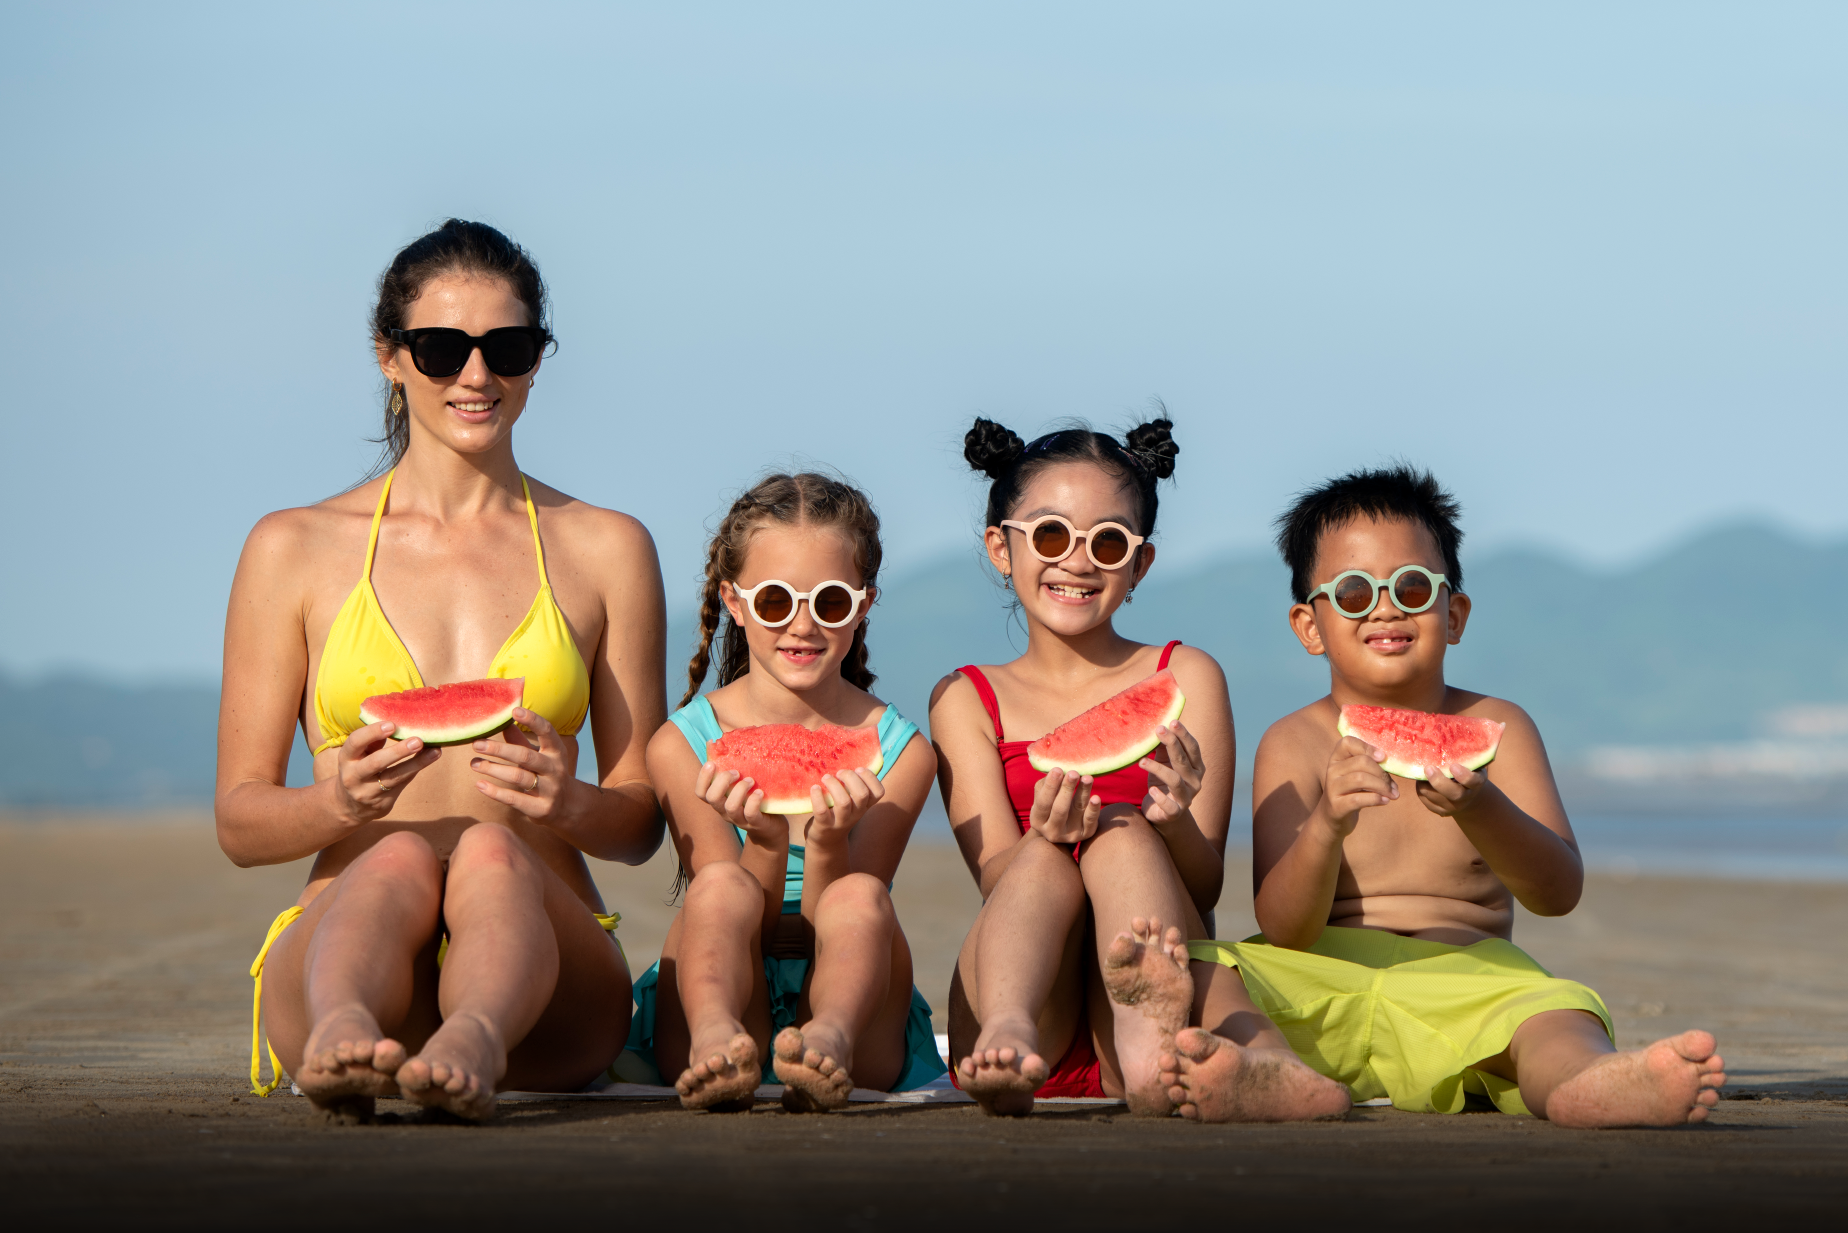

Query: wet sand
<box><xmin>2</xmin><ymin>815</ymin><xmax>1845</xmax><ymax>1227</ymax></box>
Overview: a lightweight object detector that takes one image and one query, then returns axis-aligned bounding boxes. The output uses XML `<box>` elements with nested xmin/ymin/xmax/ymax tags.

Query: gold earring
<box><xmin>388</xmin><ymin>383</ymin><xmax>405</xmax><ymax>416</ymax></box>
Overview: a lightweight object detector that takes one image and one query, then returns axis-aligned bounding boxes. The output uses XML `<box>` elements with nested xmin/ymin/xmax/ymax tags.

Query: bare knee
<box><xmin>345</xmin><ymin>830</ymin><xmax>442</xmax><ymax>900</ymax></box>
<box><xmin>1083</xmin><ymin>805</ymin><xmax>1158</xmax><ymax>853</ymax></box>
<box><xmin>996</xmin><ymin>835</ymin><xmax>1086</xmax><ymax>907</ymax></box>
<box><xmin>814</xmin><ymin>873</ymin><xmax>894</xmax><ymax>926</ymax></box>
<box><xmin>450</xmin><ymin>822</ymin><xmax>541</xmax><ymax>882</ymax></box>
<box><xmin>684</xmin><ymin>861</ymin><xmax>766</xmax><ymax>924</ymax></box>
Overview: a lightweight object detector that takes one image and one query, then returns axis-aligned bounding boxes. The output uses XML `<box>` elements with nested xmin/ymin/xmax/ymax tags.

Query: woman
<box><xmin>217</xmin><ymin>219</ymin><xmax>666</xmax><ymax>1121</ymax></box>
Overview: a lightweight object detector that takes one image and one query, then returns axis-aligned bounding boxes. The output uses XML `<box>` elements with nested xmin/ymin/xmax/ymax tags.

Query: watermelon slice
<box><xmin>1336</xmin><ymin>704</ymin><xmax>1505</xmax><ymax>781</ymax></box>
<box><xmin>1026</xmin><ymin>669</ymin><xmax>1186</xmax><ymax>776</ymax></box>
<box><xmin>359</xmin><ymin>678</ymin><xmax>525</xmax><ymax>745</ymax></box>
<box><xmin>705</xmin><ymin>723</ymin><xmax>885</xmax><ymax>814</ymax></box>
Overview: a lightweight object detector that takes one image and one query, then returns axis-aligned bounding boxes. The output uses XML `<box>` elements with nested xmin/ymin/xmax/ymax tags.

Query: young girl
<box><xmin>929</xmin><ymin>416</ymin><xmax>1353</xmax><ymax>1120</ymax></box>
<box><xmin>633</xmin><ymin>473</ymin><xmax>945</xmax><ymax>1111</ymax></box>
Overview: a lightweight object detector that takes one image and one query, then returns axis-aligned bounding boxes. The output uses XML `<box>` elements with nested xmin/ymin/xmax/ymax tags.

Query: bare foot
<box><xmin>1159</xmin><ymin>1027</ymin><xmax>1352</xmax><ymax>1123</ymax></box>
<box><xmin>676</xmin><ymin>1030</ymin><xmax>762</xmax><ymax>1112</ymax></box>
<box><xmin>773</xmin><ymin>1025</ymin><xmax>856</xmax><ymax>1112</ymax></box>
<box><xmin>394</xmin><ymin>1009</ymin><xmax>504</xmax><ymax>1122</ymax></box>
<box><xmin>1101</xmin><ymin>917</ymin><xmax>1193</xmax><ymax>1036</ymax></box>
<box><xmin>295</xmin><ymin>1002</ymin><xmax>408</xmax><ymax>1117</ymax></box>
<box><xmin>1545</xmin><ymin>1030</ymin><xmax>1726</xmax><ymax>1127</ymax></box>
<box><xmin>957</xmin><ymin>1017</ymin><xmax>1050</xmax><ymax>1118</ymax></box>
<box><xmin>1103</xmin><ymin>916</ymin><xmax>1195</xmax><ymax>1114</ymax></box>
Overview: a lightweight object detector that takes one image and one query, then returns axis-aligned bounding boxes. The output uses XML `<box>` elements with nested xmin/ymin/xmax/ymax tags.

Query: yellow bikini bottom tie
<box><xmin>249</xmin><ymin>908</ymin><xmax>623</xmax><ymax>1098</ymax></box>
<box><xmin>249</xmin><ymin>905</ymin><xmax>306</xmax><ymax>1097</ymax></box>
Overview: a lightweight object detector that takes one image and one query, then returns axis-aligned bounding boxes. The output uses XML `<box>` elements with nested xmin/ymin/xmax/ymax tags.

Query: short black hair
<box><xmin>1274</xmin><ymin>464</ymin><xmax>1464</xmax><ymax>603</ymax></box>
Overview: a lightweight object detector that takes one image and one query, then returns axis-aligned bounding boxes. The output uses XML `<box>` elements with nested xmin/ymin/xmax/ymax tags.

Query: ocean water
<box><xmin>911</xmin><ymin>802</ymin><xmax>1848</xmax><ymax>882</ymax></box>
<box><xmin>1569</xmin><ymin>813</ymin><xmax>1848</xmax><ymax>883</ymax></box>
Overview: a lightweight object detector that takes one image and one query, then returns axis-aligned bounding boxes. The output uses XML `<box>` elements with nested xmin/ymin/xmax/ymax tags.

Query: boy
<box><xmin>1169</xmin><ymin>465</ymin><xmax>1725</xmax><ymax>1126</ymax></box>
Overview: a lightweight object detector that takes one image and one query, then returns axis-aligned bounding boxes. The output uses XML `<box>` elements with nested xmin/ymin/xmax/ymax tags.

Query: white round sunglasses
<box><xmin>732</xmin><ymin>579</ymin><xmax>869</xmax><ymax>629</ymax></box>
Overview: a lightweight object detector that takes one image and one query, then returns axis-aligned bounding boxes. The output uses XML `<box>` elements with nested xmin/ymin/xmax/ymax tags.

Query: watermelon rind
<box><xmin>1335</xmin><ymin>704</ymin><xmax>1505</xmax><ymax>782</ymax></box>
<box><xmin>705</xmin><ymin>723</ymin><xmax>885</xmax><ymax>815</ymax></box>
<box><xmin>359</xmin><ymin>677</ymin><xmax>525</xmax><ymax>745</ymax></box>
<box><xmin>1026</xmin><ymin>669</ymin><xmax>1187</xmax><ymax>777</ymax></box>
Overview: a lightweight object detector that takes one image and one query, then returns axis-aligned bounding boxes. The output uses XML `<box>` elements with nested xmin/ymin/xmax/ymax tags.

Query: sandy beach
<box><xmin>2</xmin><ymin>815</ymin><xmax>1844</xmax><ymax>1227</ymax></box>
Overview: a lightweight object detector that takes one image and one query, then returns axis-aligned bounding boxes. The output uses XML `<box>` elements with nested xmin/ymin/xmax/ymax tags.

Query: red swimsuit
<box><xmin>952</xmin><ymin>640</ymin><xmax>1181</xmax><ymax>1100</ymax></box>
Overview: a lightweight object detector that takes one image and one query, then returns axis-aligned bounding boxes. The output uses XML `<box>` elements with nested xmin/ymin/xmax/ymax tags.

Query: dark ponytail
<box><xmin>963</xmin><ymin>407</ymin><xmax>1179</xmax><ymax>535</ymax></box>
<box><xmin>363</xmin><ymin>219</ymin><xmax>552</xmax><ymax>481</ymax></box>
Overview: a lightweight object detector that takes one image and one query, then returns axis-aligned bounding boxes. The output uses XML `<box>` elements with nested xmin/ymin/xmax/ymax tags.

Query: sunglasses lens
<box><xmin>1393</xmin><ymin>571</ymin><xmax>1434</xmax><ymax>612</ymax></box>
<box><xmin>1090</xmin><ymin>527</ymin><xmax>1131</xmax><ymax>566</ymax></box>
<box><xmin>482</xmin><ymin>330</ymin><xmax>541</xmax><ymax>376</ymax></box>
<box><xmin>811</xmin><ymin>584</ymin><xmax>855</xmax><ymax>625</ymax></box>
<box><xmin>411</xmin><ymin>331</ymin><xmax>471</xmax><ymax>378</ymax></box>
<box><xmin>1030</xmin><ymin>519</ymin><xmax>1072</xmax><ymax>561</ymax></box>
<box><xmin>751</xmin><ymin>584</ymin><xmax>794</xmax><ymax>624</ymax></box>
<box><xmin>1333</xmin><ymin>575</ymin><xmax>1375</xmax><ymax>615</ymax></box>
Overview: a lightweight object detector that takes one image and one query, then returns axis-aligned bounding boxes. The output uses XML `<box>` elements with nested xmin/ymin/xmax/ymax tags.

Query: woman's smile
<box><xmin>448</xmin><ymin>396</ymin><xmax>500</xmax><ymax>423</ymax></box>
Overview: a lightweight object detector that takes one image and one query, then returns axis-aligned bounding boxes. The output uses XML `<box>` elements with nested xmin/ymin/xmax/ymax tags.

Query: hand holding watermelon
<box><xmin>1321</xmin><ymin>735</ymin><xmax>1399</xmax><ymax>833</ymax></box>
<box><xmin>1029</xmin><ymin>768</ymin><xmax>1102</xmax><ymax>845</ymax></box>
<box><xmin>1137</xmin><ymin>720</ymin><xmax>1204</xmax><ymax>829</ymax></box>
<box><xmin>330</xmin><ymin>718</ymin><xmax>442</xmax><ymax>826</ymax></box>
<box><xmin>802</xmin><ymin>767</ymin><xmax>887</xmax><ymax>840</ymax></box>
<box><xmin>1410</xmin><ymin>760</ymin><xmax>1489</xmax><ymax>818</ymax></box>
<box><xmin>694</xmin><ymin>762</ymin><xmax>788</xmax><ymax>842</ymax></box>
<box><xmin>469</xmin><ymin>707</ymin><xmax>573</xmax><ymax>824</ymax></box>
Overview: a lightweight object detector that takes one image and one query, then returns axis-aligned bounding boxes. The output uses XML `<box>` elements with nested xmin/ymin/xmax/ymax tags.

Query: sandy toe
<box><xmin>1545</xmin><ymin>1030</ymin><xmax>1726</xmax><ymax>1128</ymax></box>
<box><xmin>393</xmin><ymin>1010</ymin><xmax>504</xmax><ymax>1122</ymax></box>
<box><xmin>1101</xmin><ymin>917</ymin><xmax>1194</xmax><ymax>1037</ymax></box>
<box><xmin>1163</xmin><ymin>1027</ymin><xmax>1352</xmax><ymax>1123</ymax></box>
<box><xmin>676</xmin><ymin>1031</ymin><xmax>762</xmax><ymax>1112</ymax></box>
<box><xmin>295</xmin><ymin>1003</ymin><xmax>407</xmax><ymax>1112</ymax></box>
<box><xmin>958</xmin><ymin>1033</ymin><xmax>1050</xmax><ymax>1118</ymax></box>
<box><xmin>773</xmin><ymin>1026</ymin><xmax>856</xmax><ymax>1112</ymax></box>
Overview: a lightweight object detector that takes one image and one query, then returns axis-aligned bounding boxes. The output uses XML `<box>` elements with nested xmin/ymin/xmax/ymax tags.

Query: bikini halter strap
<box><xmin>362</xmin><ymin>469</ymin><xmax>550</xmax><ymax>590</ymax></box>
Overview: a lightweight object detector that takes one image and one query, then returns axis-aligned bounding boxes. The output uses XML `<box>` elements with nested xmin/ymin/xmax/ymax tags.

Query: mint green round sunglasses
<box><xmin>1307</xmin><ymin>565</ymin><xmax>1450</xmax><ymax>619</ymax></box>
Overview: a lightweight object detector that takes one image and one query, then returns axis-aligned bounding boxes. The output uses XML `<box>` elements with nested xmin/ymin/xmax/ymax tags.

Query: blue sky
<box><xmin>2</xmin><ymin>2</ymin><xmax>1843</xmax><ymax>680</ymax></box>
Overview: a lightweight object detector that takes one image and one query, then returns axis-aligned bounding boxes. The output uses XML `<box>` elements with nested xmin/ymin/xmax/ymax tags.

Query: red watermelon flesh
<box><xmin>1336</xmin><ymin>704</ymin><xmax>1505</xmax><ymax>781</ymax></box>
<box><xmin>705</xmin><ymin>723</ymin><xmax>885</xmax><ymax>815</ymax></box>
<box><xmin>1027</xmin><ymin>669</ymin><xmax>1186</xmax><ymax>777</ymax></box>
<box><xmin>359</xmin><ymin>678</ymin><xmax>524</xmax><ymax>745</ymax></box>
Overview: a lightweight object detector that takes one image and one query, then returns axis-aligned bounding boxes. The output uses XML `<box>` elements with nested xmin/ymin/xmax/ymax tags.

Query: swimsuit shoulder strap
<box><xmin>874</xmin><ymin>704</ymin><xmax>920</xmax><ymax>775</ymax></box>
<box><xmin>519</xmin><ymin>474</ymin><xmax>551</xmax><ymax>589</ymax></box>
<box><xmin>361</xmin><ymin>470</ymin><xmax>395</xmax><ymax>582</ymax></box>
<box><xmin>667</xmin><ymin>695</ymin><xmax>724</xmax><ymax>762</ymax></box>
<box><xmin>956</xmin><ymin>665</ymin><xmax>1005</xmax><ymax>743</ymax></box>
<box><xmin>1158</xmin><ymin>639</ymin><xmax>1182</xmax><ymax>670</ymax></box>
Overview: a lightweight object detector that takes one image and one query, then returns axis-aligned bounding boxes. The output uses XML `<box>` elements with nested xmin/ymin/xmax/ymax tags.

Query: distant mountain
<box><xmin>8</xmin><ymin>523</ymin><xmax>1844</xmax><ymax>810</ymax></box>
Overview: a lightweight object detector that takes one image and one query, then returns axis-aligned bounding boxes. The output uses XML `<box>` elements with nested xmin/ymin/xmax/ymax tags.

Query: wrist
<box><xmin>324</xmin><ymin>776</ymin><xmax>363</xmax><ymax>829</ymax></box>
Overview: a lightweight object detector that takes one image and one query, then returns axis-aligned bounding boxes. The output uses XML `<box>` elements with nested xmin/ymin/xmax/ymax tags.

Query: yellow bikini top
<box><xmin>312</xmin><ymin>470</ymin><xmax>592</xmax><ymax>754</ymax></box>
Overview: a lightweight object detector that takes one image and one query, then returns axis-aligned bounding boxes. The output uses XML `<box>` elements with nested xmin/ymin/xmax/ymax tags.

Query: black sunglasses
<box><xmin>388</xmin><ymin>326</ymin><xmax>554</xmax><ymax>379</ymax></box>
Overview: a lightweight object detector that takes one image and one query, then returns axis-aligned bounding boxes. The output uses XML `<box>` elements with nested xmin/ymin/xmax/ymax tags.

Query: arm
<box><xmin>1251</xmin><ymin>718</ymin><xmax>1397</xmax><ymax>950</ymax></box>
<box><xmin>646</xmin><ymin>724</ymin><xmax>789</xmax><ymax>935</ymax></box>
<box><xmin>1137</xmin><ymin>646</ymin><xmax>1234</xmax><ymax>915</ymax></box>
<box><xmin>799</xmin><ymin>730</ymin><xmax>938</xmax><ymax>914</ymax></box>
<box><xmin>1413</xmin><ymin>702</ymin><xmax>1583</xmax><ymax>916</ymax></box>
<box><xmin>928</xmin><ymin>672</ymin><xmax>1100</xmax><ymax>899</ymax></box>
<box><xmin>214</xmin><ymin>511</ymin><xmax>441</xmax><ymax>867</ymax></box>
<box><xmin>470</xmin><ymin>510</ymin><xmax>668</xmax><ymax>864</ymax></box>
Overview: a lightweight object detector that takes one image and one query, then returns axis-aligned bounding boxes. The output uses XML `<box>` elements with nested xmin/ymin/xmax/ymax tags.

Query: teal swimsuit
<box><xmin>622</xmin><ymin>698</ymin><xmax>948</xmax><ymax>1091</ymax></box>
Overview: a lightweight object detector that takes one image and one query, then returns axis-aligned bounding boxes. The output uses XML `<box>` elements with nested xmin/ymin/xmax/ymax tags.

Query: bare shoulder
<box><xmin>1254</xmin><ymin>697</ymin><xmax>1340</xmax><ymax>776</ymax></box>
<box><xmin>235</xmin><ymin>482</ymin><xmax>379</xmax><ymax>584</ymax></box>
<box><xmin>1447</xmin><ymin>689</ymin><xmax>1544</xmax><ymax>739</ymax></box>
<box><xmin>1160</xmin><ymin>643</ymin><xmax>1226</xmax><ymax>693</ymax></box>
<box><xmin>928</xmin><ymin>669</ymin><xmax>993</xmax><ymax>741</ymax></box>
<box><xmin>646</xmin><ymin>714</ymin><xmax>701</xmax><ymax>771</ymax></box>
<box><xmin>525</xmin><ymin>476</ymin><xmax>658</xmax><ymax>563</ymax></box>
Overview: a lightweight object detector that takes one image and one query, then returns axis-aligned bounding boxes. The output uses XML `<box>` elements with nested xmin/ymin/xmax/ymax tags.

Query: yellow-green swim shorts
<box><xmin>1188</xmin><ymin>926</ymin><xmax>1611</xmax><ymax>1115</ymax></box>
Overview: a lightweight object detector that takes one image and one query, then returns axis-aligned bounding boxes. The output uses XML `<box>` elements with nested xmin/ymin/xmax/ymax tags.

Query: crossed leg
<box><xmin>1083</xmin><ymin>809</ymin><xmax>1350</xmax><ymax>1121</ymax></box>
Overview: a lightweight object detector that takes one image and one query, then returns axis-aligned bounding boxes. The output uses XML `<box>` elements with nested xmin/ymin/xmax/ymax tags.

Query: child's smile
<box><xmin>1361</xmin><ymin>624</ymin><xmax>1417</xmax><ymax>654</ymax></box>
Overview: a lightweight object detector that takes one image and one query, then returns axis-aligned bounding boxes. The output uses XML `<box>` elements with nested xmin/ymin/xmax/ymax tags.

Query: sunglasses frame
<box><xmin>388</xmin><ymin>326</ymin><xmax>555</xmax><ymax>379</ymax></box>
<box><xmin>999</xmin><ymin>515</ymin><xmax>1147</xmax><ymax>571</ymax></box>
<box><xmin>731</xmin><ymin>579</ymin><xmax>869</xmax><ymax>629</ymax></box>
<box><xmin>1306</xmin><ymin>565</ymin><xmax>1451</xmax><ymax>619</ymax></box>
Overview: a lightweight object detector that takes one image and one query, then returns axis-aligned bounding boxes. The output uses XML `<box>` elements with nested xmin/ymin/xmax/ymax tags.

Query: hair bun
<box><xmin>1123</xmin><ymin>417</ymin><xmax>1178</xmax><ymax>480</ymax></box>
<box><xmin>964</xmin><ymin>418</ymin><xmax>1026</xmax><ymax>479</ymax></box>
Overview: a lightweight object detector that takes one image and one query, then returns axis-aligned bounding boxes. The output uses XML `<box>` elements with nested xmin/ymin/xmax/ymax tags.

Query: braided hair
<box><xmin>680</xmin><ymin>473</ymin><xmax>883</xmax><ymax>708</ymax></box>
<box><xmin>964</xmin><ymin>408</ymin><xmax>1179</xmax><ymax>535</ymax></box>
